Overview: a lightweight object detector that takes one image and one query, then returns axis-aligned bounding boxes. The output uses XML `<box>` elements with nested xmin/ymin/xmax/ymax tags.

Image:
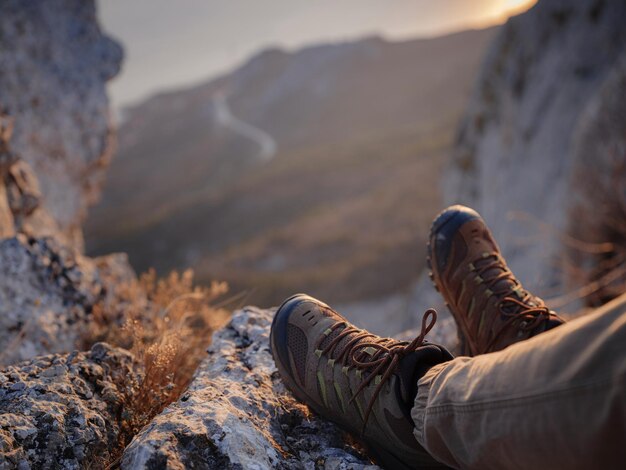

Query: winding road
<box><xmin>212</xmin><ymin>92</ymin><xmax>277</xmax><ymax>162</ymax></box>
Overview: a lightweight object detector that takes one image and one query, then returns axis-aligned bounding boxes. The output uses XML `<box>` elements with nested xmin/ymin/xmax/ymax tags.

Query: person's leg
<box><xmin>272</xmin><ymin>205</ymin><xmax>623</xmax><ymax>469</ymax></box>
<box><xmin>424</xmin><ymin>205</ymin><xmax>625</xmax><ymax>468</ymax></box>
<box><xmin>412</xmin><ymin>292</ymin><xmax>626</xmax><ymax>469</ymax></box>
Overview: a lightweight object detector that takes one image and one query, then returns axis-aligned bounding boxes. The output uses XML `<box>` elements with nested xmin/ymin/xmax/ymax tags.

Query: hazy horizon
<box><xmin>98</xmin><ymin>0</ymin><xmax>536</xmax><ymax>110</ymax></box>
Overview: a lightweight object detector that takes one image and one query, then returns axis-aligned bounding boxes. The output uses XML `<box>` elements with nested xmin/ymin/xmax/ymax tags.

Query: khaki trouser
<box><xmin>411</xmin><ymin>293</ymin><xmax>626</xmax><ymax>470</ymax></box>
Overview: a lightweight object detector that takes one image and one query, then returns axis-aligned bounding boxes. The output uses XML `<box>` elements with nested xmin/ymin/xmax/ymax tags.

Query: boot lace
<box><xmin>473</xmin><ymin>252</ymin><xmax>561</xmax><ymax>350</ymax></box>
<box><xmin>314</xmin><ymin>309</ymin><xmax>437</xmax><ymax>431</ymax></box>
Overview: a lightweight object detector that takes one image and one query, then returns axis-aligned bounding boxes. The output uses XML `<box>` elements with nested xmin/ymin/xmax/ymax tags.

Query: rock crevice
<box><xmin>121</xmin><ymin>307</ymin><xmax>379</xmax><ymax>470</ymax></box>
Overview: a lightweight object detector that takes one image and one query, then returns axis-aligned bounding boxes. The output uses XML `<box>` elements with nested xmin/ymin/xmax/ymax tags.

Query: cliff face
<box><xmin>445</xmin><ymin>0</ymin><xmax>626</xmax><ymax>309</ymax></box>
<box><xmin>0</xmin><ymin>0</ymin><xmax>131</xmax><ymax>365</ymax></box>
<box><xmin>0</xmin><ymin>0</ymin><xmax>122</xmax><ymax>249</ymax></box>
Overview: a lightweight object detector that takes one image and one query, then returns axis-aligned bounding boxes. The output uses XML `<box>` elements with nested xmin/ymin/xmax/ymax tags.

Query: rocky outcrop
<box><xmin>0</xmin><ymin>0</ymin><xmax>137</xmax><ymax>366</ymax></box>
<box><xmin>445</xmin><ymin>0</ymin><xmax>626</xmax><ymax>310</ymax></box>
<box><xmin>0</xmin><ymin>0</ymin><xmax>123</xmax><ymax>249</ymax></box>
<box><xmin>0</xmin><ymin>234</ymin><xmax>136</xmax><ymax>365</ymax></box>
<box><xmin>0</xmin><ymin>343</ymin><xmax>141</xmax><ymax>470</ymax></box>
<box><xmin>121</xmin><ymin>307</ymin><xmax>378</xmax><ymax>470</ymax></box>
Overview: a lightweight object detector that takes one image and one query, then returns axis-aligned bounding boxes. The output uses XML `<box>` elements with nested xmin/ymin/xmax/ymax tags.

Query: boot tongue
<box><xmin>395</xmin><ymin>345</ymin><xmax>453</xmax><ymax>414</ymax></box>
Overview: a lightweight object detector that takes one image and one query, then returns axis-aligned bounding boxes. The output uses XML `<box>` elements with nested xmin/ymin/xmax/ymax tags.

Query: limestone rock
<box><xmin>0</xmin><ymin>235</ymin><xmax>137</xmax><ymax>365</ymax></box>
<box><xmin>6</xmin><ymin>160</ymin><xmax>42</xmax><ymax>221</ymax></box>
<box><xmin>0</xmin><ymin>112</ymin><xmax>50</xmax><ymax>245</ymax></box>
<box><xmin>121</xmin><ymin>307</ymin><xmax>379</xmax><ymax>470</ymax></box>
<box><xmin>0</xmin><ymin>343</ymin><xmax>141</xmax><ymax>470</ymax></box>
<box><xmin>0</xmin><ymin>19</ymin><xmax>135</xmax><ymax>364</ymax></box>
<box><xmin>0</xmin><ymin>112</ymin><xmax>18</xmax><ymax>170</ymax></box>
<box><xmin>444</xmin><ymin>0</ymin><xmax>626</xmax><ymax>309</ymax></box>
<box><xmin>0</xmin><ymin>182</ymin><xmax>15</xmax><ymax>239</ymax></box>
<box><xmin>0</xmin><ymin>0</ymin><xmax>123</xmax><ymax>249</ymax></box>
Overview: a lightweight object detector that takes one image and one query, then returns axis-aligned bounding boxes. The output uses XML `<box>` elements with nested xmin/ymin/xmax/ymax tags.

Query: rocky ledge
<box><xmin>0</xmin><ymin>234</ymin><xmax>137</xmax><ymax>365</ymax></box>
<box><xmin>121</xmin><ymin>307</ymin><xmax>379</xmax><ymax>470</ymax></box>
<box><xmin>0</xmin><ymin>343</ymin><xmax>141</xmax><ymax>470</ymax></box>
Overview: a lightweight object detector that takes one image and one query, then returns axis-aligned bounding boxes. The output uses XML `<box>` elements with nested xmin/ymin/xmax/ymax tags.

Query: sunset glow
<box><xmin>99</xmin><ymin>0</ymin><xmax>540</xmax><ymax>108</ymax></box>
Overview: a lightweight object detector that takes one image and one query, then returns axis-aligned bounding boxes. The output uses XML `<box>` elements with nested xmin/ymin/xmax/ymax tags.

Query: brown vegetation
<box><xmin>82</xmin><ymin>269</ymin><xmax>231</xmax><ymax>461</ymax></box>
<box><xmin>565</xmin><ymin>63</ymin><xmax>626</xmax><ymax>309</ymax></box>
<box><xmin>567</xmin><ymin>156</ymin><xmax>626</xmax><ymax>308</ymax></box>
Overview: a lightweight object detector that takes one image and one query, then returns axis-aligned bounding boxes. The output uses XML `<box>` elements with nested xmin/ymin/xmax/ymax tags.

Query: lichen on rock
<box><xmin>0</xmin><ymin>343</ymin><xmax>141</xmax><ymax>470</ymax></box>
<box><xmin>0</xmin><ymin>234</ymin><xmax>136</xmax><ymax>365</ymax></box>
<box><xmin>121</xmin><ymin>307</ymin><xmax>379</xmax><ymax>470</ymax></box>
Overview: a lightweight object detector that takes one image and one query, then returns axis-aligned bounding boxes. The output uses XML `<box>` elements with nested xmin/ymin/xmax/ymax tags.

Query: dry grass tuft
<box><xmin>83</xmin><ymin>269</ymin><xmax>231</xmax><ymax>462</ymax></box>
<box><xmin>122</xmin><ymin>270</ymin><xmax>229</xmax><ymax>438</ymax></box>
<box><xmin>566</xmin><ymin>153</ymin><xmax>626</xmax><ymax>308</ymax></box>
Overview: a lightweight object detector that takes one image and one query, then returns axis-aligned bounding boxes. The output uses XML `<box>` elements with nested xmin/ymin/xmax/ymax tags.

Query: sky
<box><xmin>98</xmin><ymin>0</ymin><xmax>537</xmax><ymax>110</ymax></box>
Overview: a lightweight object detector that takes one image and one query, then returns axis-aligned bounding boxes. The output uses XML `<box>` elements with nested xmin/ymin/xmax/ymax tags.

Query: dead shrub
<box><xmin>83</xmin><ymin>269</ymin><xmax>231</xmax><ymax>462</ymax></box>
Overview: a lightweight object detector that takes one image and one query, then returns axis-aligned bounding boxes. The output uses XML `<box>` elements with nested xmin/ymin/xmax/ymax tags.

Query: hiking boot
<box><xmin>270</xmin><ymin>294</ymin><xmax>452</xmax><ymax>469</ymax></box>
<box><xmin>427</xmin><ymin>205</ymin><xmax>565</xmax><ymax>356</ymax></box>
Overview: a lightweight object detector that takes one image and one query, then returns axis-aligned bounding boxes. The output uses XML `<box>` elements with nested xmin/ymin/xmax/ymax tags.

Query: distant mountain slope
<box><xmin>86</xmin><ymin>27</ymin><xmax>495</xmax><ymax>307</ymax></box>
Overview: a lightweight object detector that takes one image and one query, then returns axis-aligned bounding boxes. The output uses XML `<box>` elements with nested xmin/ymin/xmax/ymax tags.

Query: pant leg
<box><xmin>411</xmin><ymin>293</ymin><xmax>626</xmax><ymax>470</ymax></box>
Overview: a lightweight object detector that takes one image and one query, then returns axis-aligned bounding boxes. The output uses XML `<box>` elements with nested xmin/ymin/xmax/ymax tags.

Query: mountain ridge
<box><xmin>86</xmin><ymin>26</ymin><xmax>497</xmax><ymax>307</ymax></box>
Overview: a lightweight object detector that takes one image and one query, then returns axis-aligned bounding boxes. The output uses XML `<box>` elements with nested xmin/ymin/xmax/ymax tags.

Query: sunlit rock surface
<box><xmin>122</xmin><ymin>307</ymin><xmax>379</xmax><ymax>470</ymax></box>
<box><xmin>0</xmin><ymin>235</ymin><xmax>135</xmax><ymax>365</ymax></box>
<box><xmin>0</xmin><ymin>343</ymin><xmax>140</xmax><ymax>470</ymax></box>
<box><xmin>444</xmin><ymin>0</ymin><xmax>626</xmax><ymax>311</ymax></box>
<box><xmin>0</xmin><ymin>0</ymin><xmax>135</xmax><ymax>366</ymax></box>
<box><xmin>0</xmin><ymin>0</ymin><xmax>122</xmax><ymax>249</ymax></box>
